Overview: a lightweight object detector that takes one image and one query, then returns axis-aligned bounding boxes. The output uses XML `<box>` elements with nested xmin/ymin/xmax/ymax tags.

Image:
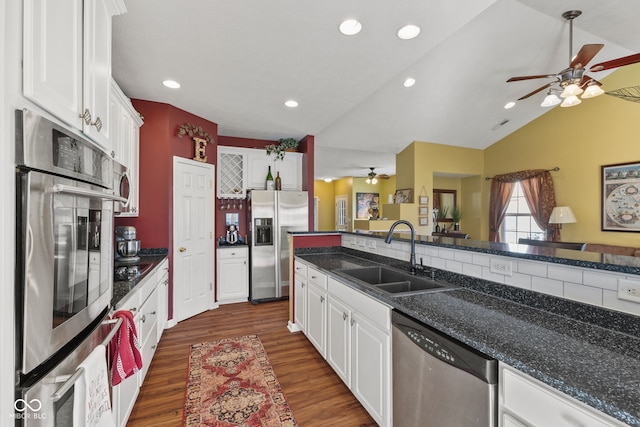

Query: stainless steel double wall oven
<box><xmin>14</xmin><ymin>109</ymin><xmax>125</xmax><ymax>425</ymax></box>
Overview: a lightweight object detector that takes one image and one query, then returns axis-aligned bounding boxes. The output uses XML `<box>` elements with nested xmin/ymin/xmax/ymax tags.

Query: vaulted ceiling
<box><xmin>112</xmin><ymin>0</ymin><xmax>640</xmax><ymax>181</ymax></box>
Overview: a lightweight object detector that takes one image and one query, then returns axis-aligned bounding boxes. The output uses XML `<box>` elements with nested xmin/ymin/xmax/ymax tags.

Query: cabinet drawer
<box><xmin>308</xmin><ymin>266</ymin><xmax>327</xmax><ymax>290</ymax></box>
<box><xmin>500</xmin><ymin>364</ymin><xmax>619</xmax><ymax>427</ymax></box>
<box><xmin>217</xmin><ymin>247</ymin><xmax>248</xmax><ymax>260</ymax></box>
<box><xmin>294</xmin><ymin>259</ymin><xmax>308</xmax><ymax>277</ymax></box>
<box><xmin>328</xmin><ymin>277</ymin><xmax>390</xmax><ymax>332</ymax></box>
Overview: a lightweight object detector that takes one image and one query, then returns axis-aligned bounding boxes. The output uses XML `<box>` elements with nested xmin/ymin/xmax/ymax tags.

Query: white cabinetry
<box><xmin>293</xmin><ymin>260</ymin><xmax>308</xmax><ymax>332</ymax></box>
<box><xmin>217</xmin><ymin>147</ymin><xmax>248</xmax><ymax>198</ymax></box>
<box><xmin>327</xmin><ymin>295</ymin><xmax>351</xmax><ymax>386</ymax></box>
<box><xmin>111</xmin><ymin>79</ymin><xmax>142</xmax><ymax>216</ymax></box>
<box><xmin>216</xmin><ymin>246</ymin><xmax>249</xmax><ymax>304</ymax></box>
<box><xmin>292</xmin><ymin>257</ymin><xmax>391</xmax><ymax>427</ymax></box>
<box><xmin>155</xmin><ymin>259</ymin><xmax>169</xmax><ymax>342</ymax></box>
<box><xmin>246</xmin><ymin>150</ymin><xmax>303</xmax><ymax>191</ymax></box>
<box><xmin>499</xmin><ymin>363</ymin><xmax>627</xmax><ymax>427</ymax></box>
<box><xmin>327</xmin><ymin>276</ymin><xmax>391</xmax><ymax>427</ymax></box>
<box><xmin>306</xmin><ymin>266</ymin><xmax>328</xmax><ymax>357</ymax></box>
<box><xmin>23</xmin><ymin>0</ymin><xmax>125</xmax><ymax>150</ymax></box>
<box><xmin>111</xmin><ymin>259</ymin><xmax>166</xmax><ymax>427</ymax></box>
<box><xmin>218</xmin><ymin>147</ymin><xmax>303</xmax><ymax>196</ymax></box>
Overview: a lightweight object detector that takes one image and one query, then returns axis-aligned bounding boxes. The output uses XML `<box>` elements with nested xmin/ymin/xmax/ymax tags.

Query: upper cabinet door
<box><xmin>82</xmin><ymin>0</ymin><xmax>113</xmax><ymax>149</ymax></box>
<box><xmin>23</xmin><ymin>0</ymin><xmax>84</xmax><ymax>130</ymax></box>
<box><xmin>23</xmin><ymin>0</ymin><xmax>125</xmax><ymax>151</ymax></box>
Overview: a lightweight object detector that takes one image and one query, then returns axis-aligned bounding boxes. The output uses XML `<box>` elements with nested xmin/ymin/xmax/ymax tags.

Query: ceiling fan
<box><xmin>507</xmin><ymin>10</ymin><xmax>640</xmax><ymax>107</ymax></box>
<box><xmin>365</xmin><ymin>167</ymin><xmax>389</xmax><ymax>184</ymax></box>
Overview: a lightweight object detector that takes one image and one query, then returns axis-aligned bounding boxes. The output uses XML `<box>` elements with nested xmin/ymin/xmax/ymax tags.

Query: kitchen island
<box><xmin>293</xmin><ymin>245</ymin><xmax>640</xmax><ymax>426</ymax></box>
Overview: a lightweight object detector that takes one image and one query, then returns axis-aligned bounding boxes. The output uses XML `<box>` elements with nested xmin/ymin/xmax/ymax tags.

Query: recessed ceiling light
<box><xmin>397</xmin><ymin>24</ymin><xmax>420</xmax><ymax>40</ymax></box>
<box><xmin>504</xmin><ymin>101</ymin><xmax>516</xmax><ymax>109</ymax></box>
<box><xmin>162</xmin><ymin>79</ymin><xmax>180</xmax><ymax>89</ymax></box>
<box><xmin>403</xmin><ymin>77</ymin><xmax>416</xmax><ymax>88</ymax></box>
<box><xmin>285</xmin><ymin>100</ymin><xmax>299</xmax><ymax>108</ymax></box>
<box><xmin>339</xmin><ymin>19</ymin><xmax>362</xmax><ymax>36</ymax></box>
<box><xmin>324</xmin><ymin>178</ymin><xmax>333</xmax><ymax>183</ymax></box>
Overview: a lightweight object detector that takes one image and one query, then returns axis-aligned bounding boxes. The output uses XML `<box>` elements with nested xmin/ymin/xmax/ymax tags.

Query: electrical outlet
<box><xmin>490</xmin><ymin>258</ymin><xmax>513</xmax><ymax>276</ymax></box>
<box><xmin>618</xmin><ymin>279</ymin><xmax>640</xmax><ymax>303</ymax></box>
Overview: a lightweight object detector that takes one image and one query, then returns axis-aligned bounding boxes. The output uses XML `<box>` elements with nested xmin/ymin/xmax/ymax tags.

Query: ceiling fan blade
<box><xmin>589</xmin><ymin>52</ymin><xmax>640</xmax><ymax>72</ymax></box>
<box><xmin>517</xmin><ymin>82</ymin><xmax>554</xmax><ymax>101</ymax></box>
<box><xmin>570</xmin><ymin>44</ymin><xmax>604</xmax><ymax>68</ymax></box>
<box><xmin>507</xmin><ymin>74</ymin><xmax>556</xmax><ymax>82</ymax></box>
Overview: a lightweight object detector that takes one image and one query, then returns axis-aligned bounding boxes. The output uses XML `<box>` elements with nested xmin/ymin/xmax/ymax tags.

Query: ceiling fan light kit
<box><xmin>508</xmin><ymin>10</ymin><xmax>640</xmax><ymax>109</ymax></box>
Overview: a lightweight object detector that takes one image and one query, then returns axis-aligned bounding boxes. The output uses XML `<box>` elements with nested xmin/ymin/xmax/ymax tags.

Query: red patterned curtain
<box><xmin>489</xmin><ymin>180</ymin><xmax>515</xmax><ymax>242</ymax></box>
<box><xmin>488</xmin><ymin>170</ymin><xmax>559</xmax><ymax>242</ymax></box>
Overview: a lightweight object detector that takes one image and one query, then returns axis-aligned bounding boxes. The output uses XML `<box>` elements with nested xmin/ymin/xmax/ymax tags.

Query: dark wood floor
<box><xmin>127</xmin><ymin>300</ymin><xmax>377</xmax><ymax>426</ymax></box>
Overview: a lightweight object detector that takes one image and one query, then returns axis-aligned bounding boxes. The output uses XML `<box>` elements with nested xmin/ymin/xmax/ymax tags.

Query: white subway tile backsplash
<box><xmin>564</xmin><ymin>282</ymin><xmax>603</xmax><ymax>306</ymax></box>
<box><xmin>504</xmin><ymin>272</ymin><xmax>532</xmax><ymax>290</ymax></box>
<box><xmin>583</xmin><ymin>270</ymin><xmax>622</xmax><ymax>291</ymax></box>
<box><xmin>462</xmin><ymin>263</ymin><xmax>483</xmax><ymax>279</ymax></box>
<box><xmin>531</xmin><ymin>276</ymin><xmax>564</xmax><ymax>297</ymax></box>
<box><xmin>454</xmin><ymin>250</ymin><xmax>474</xmax><ymax>264</ymax></box>
<box><xmin>424</xmin><ymin>246</ymin><xmax>440</xmax><ymax>257</ymax></box>
<box><xmin>431</xmin><ymin>257</ymin><xmax>447</xmax><ymax>269</ymax></box>
<box><xmin>481</xmin><ymin>266</ymin><xmax>506</xmax><ymax>283</ymax></box>
<box><xmin>472</xmin><ymin>253</ymin><xmax>491</xmax><ymax>267</ymax></box>
<box><xmin>445</xmin><ymin>260</ymin><xmax>464</xmax><ymax>273</ymax></box>
<box><xmin>517</xmin><ymin>260</ymin><xmax>548</xmax><ymax>277</ymax></box>
<box><xmin>438</xmin><ymin>248</ymin><xmax>456</xmax><ymax>260</ymax></box>
<box><xmin>341</xmin><ymin>238</ymin><xmax>640</xmax><ymax>316</ymax></box>
<box><xmin>547</xmin><ymin>265</ymin><xmax>583</xmax><ymax>283</ymax></box>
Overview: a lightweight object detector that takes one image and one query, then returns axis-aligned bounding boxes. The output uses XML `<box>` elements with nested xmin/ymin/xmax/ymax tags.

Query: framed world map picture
<box><xmin>602</xmin><ymin>161</ymin><xmax>640</xmax><ymax>232</ymax></box>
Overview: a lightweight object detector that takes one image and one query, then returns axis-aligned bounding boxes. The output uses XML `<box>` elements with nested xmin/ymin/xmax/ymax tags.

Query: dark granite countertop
<box><xmin>295</xmin><ymin>247</ymin><xmax>640</xmax><ymax>426</ymax></box>
<box><xmin>112</xmin><ymin>250</ymin><xmax>168</xmax><ymax>310</ymax></box>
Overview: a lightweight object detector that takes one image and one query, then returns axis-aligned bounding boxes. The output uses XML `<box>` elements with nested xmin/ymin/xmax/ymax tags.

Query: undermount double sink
<box><xmin>336</xmin><ymin>266</ymin><xmax>458</xmax><ymax>296</ymax></box>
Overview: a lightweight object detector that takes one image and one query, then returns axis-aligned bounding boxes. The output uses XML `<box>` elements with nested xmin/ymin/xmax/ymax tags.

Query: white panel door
<box><xmin>173</xmin><ymin>157</ymin><xmax>215</xmax><ymax>323</ymax></box>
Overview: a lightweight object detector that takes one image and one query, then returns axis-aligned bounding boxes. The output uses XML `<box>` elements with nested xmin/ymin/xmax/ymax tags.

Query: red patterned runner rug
<box><xmin>184</xmin><ymin>335</ymin><xmax>297</xmax><ymax>426</ymax></box>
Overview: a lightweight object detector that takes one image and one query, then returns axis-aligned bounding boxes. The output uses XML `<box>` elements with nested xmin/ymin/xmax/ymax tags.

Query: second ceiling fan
<box><xmin>507</xmin><ymin>10</ymin><xmax>640</xmax><ymax>107</ymax></box>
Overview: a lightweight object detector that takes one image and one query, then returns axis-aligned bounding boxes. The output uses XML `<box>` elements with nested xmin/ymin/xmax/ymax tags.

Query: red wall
<box><xmin>115</xmin><ymin>100</ymin><xmax>315</xmax><ymax>318</ymax></box>
<box><xmin>115</xmin><ymin>100</ymin><xmax>218</xmax><ymax>318</ymax></box>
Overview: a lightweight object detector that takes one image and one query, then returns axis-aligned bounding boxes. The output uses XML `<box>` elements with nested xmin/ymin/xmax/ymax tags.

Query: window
<box><xmin>502</xmin><ymin>182</ymin><xmax>545</xmax><ymax>243</ymax></box>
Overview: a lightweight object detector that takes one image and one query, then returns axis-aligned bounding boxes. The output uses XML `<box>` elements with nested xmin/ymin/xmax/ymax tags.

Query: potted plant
<box><xmin>450</xmin><ymin>206</ymin><xmax>463</xmax><ymax>230</ymax></box>
<box><xmin>265</xmin><ymin>138</ymin><xmax>299</xmax><ymax>161</ymax></box>
<box><xmin>435</xmin><ymin>206</ymin><xmax>449</xmax><ymax>232</ymax></box>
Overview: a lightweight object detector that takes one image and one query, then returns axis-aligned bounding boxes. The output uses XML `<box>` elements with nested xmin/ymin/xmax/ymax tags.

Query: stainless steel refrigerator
<box><xmin>248</xmin><ymin>190</ymin><xmax>309</xmax><ymax>302</ymax></box>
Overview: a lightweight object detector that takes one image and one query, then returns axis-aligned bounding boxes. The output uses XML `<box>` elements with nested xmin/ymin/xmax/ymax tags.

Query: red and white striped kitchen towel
<box><xmin>110</xmin><ymin>310</ymin><xmax>143</xmax><ymax>386</ymax></box>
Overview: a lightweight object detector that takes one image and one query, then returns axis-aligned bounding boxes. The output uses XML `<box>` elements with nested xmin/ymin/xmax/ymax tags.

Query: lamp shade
<box><xmin>581</xmin><ymin>83</ymin><xmax>605</xmax><ymax>99</ymax></box>
<box><xmin>549</xmin><ymin>206</ymin><xmax>577</xmax><ymax>224</ymax></box>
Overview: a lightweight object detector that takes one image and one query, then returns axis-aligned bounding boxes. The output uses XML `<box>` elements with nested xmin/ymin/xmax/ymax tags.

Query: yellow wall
<box><xmin>484</xmin><ymin>63</ymin><xmax>640</xmax><ymax>245</ymax></box>
<box><xmin>313</xmin><ymin>180</ymin><xmax>335</xmax><ymax>231</ymax></box>
<box><xmin>397</xmin><ymin>141</ymin><xmax>485</xmax><ymax>235</ymax></box>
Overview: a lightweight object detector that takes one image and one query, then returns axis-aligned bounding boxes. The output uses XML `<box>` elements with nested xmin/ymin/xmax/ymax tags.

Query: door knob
<box><xmin>179</xmin><ymin>247</ymin><xmax>187</xmax><ymax>252</ymax></box>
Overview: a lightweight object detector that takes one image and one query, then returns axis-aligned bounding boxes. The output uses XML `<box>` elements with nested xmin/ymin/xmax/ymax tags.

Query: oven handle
<box><xmin>52</xmin><ymin>184</ymin><xmax>128</xmax><ymax>203</ymax></box>
<box><xmin>50</xmin><ymin>317</ymin><xmax>123</xmax><ymax>402</ymax></box>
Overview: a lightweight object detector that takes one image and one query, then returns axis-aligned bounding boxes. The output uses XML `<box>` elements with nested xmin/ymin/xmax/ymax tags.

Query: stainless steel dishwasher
<box><xmin>392</xmin><ymin>311</ymin><xmax>498</xmax><ymax>427</ymax></box>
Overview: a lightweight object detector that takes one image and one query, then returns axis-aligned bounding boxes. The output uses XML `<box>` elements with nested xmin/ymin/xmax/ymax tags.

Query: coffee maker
<box><xmin>226</xmin><ymin>225</ymin><xmax>239</xmax><ymax>244</ymax></box>
<box><xmin>115</xmin><ymin>225</ymin><xmax>141</xmax><ymax>263</ymax></box>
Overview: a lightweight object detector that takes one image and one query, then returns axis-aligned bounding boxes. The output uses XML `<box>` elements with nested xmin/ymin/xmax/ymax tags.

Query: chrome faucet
<box><xmin>385</xmin><ymin>220</ymin><xmax>418</xmax><ymax>274</ymax></box>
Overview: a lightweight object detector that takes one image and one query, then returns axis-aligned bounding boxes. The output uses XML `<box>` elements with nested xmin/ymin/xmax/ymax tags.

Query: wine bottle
<box><xmin>275</xmin><ymin>171</ymin><xmax>282</xmax><ymax>190</ymax></box>
<box><xmin>266</xmin><ymin>166</ymin><xmax>274</xmax><ymax>190</ymax></box>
